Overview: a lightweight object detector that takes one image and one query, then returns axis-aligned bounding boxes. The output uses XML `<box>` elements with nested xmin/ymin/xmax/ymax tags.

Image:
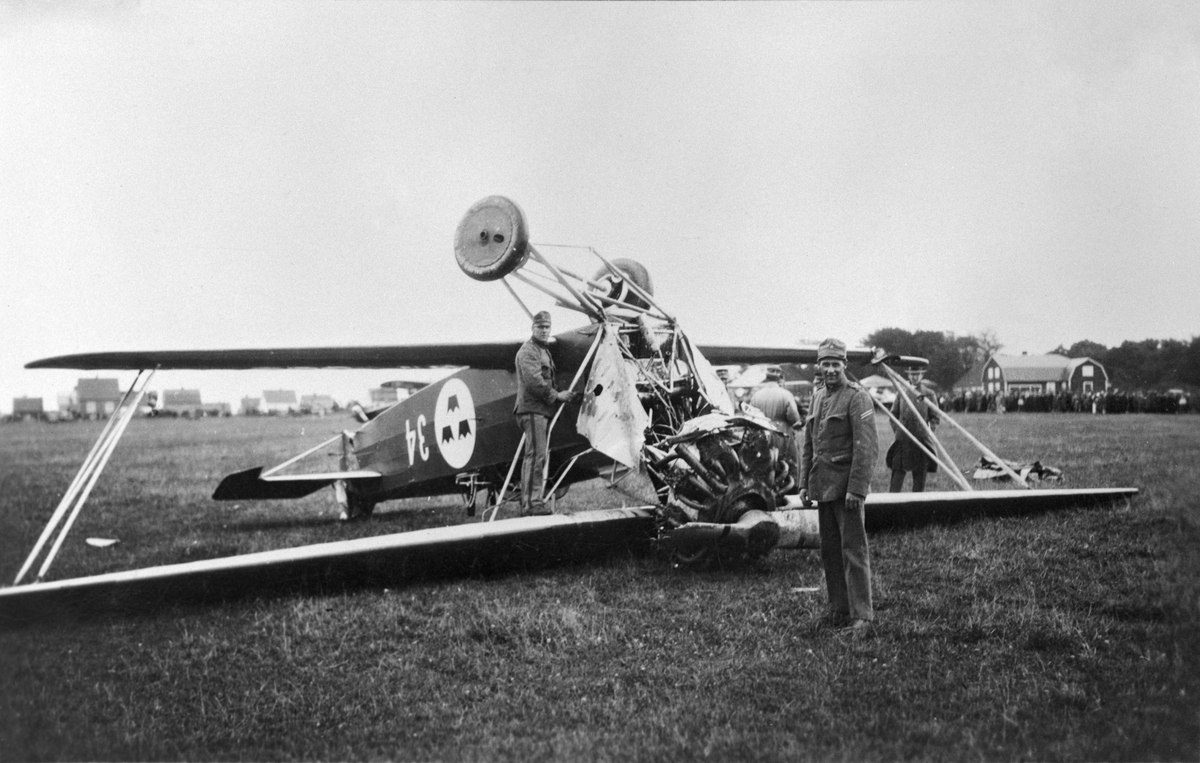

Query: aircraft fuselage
<box><xmin>350</xmin><ymin>324</ymin><xmax>607</xmax><ymax>503</ymax></box>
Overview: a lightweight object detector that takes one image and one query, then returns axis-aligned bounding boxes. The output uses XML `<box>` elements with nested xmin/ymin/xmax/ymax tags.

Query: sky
<box><xmin>2</xmin><ymin>0</ymin><xmax>1197</xmax><ymax>413</ymax></box>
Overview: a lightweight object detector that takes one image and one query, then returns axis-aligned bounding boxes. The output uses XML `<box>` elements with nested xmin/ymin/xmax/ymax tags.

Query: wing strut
<box><xmin>13</xmin><ymin>369</ymin><xmax>156</xmax><ymax>585</ymax></box>
<box><xmin>486</xmin><ymin>433</ymin><xmax>525</xmax><ymax>523</ymax></box>
<box><xmin>869</xmin><ymin>394</ymin><xmax>972</xmax><ymax>491</ymax></box>
<box><xmin>877</xmin><ymin>362</ymin><xmax>1031</xmax><ymax>488</ymax></box>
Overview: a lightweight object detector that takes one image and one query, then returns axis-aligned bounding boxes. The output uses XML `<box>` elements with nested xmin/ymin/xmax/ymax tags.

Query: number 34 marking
<box><xmin>405</xmin><ymin>415</ymin><xmax>428</xmax><ymax>465</ymax></box>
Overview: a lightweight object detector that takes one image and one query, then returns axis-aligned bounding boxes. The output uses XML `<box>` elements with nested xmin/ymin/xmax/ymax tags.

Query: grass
<box><xmin>0</xmin><ymin>413</ymin><xmax>1197</xmax><ymax>761</ymax></box>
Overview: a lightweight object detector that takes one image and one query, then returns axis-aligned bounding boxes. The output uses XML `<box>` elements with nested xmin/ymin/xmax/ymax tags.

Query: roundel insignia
<box><xmin>433</xmin><ymin>378</ymin><xmax>476</xmax><ymax>469</ymax></box>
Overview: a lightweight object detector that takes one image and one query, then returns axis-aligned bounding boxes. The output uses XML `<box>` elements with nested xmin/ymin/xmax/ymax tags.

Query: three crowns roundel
<box><xmin>433</xmin><ymin>377</ymin><xmax>476</xmax><ymax>469</ymax></box>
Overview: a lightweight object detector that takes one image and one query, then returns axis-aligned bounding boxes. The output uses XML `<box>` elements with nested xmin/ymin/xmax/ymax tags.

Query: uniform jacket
<box><xmin>800</xmin><ymin>382</ymin><xmax>879</xmax><ymax>502</ymax></box>
<box><xmin>890</xmin><ymin>384</ymin><xmax>938</xmax><ymax>471</ymax></box>
<box><xmin>749</xmin><ymin>382</ymin><xmax>801</xmax><ymax>430</ymax></box>
<box><xmin>514</xmin><ymin>338</ymin><xmax>559</xmax><ymax>417</ymax></box>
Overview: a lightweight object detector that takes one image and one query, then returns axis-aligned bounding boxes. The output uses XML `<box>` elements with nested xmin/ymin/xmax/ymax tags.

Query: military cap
<box><xmin>764</xmin><ymin>365</ymin><xmax>784</xmax><ymax>381</ymax></box>
<box><xmin>817</xmin><ymin>337</ymin><xmax>847</xmax><ymax>362</ymax></box>
<box><xmin>531</xmin><ymin>310</ymin><xmax>552</xmax><ymax>327</ymax></box>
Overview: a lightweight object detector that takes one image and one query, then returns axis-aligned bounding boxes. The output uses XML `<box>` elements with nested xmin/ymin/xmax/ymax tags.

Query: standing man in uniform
<box><xmin>514</xmin><ymin>311</ymin><xmax>576</xmax><ymax>516</ymax></box>
<box><xmin>800</xmin><ymin>338</ymin><xmax>879</xmax><ymax>631</ymax></box>
<box><xmin>749</xmin><ymin>366</ymin><xmax>802</xmax><ymax>493</ymax></box>
<box><xmin>888</xmin><ymin>366</ymin><xmax>939</xmax><ymax>493</ymax></box>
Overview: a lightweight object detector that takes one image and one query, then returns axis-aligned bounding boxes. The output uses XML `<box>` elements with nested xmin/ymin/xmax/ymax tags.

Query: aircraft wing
<box><xmin>0</xmin><ymin>508</ymin><xmax>657</xmax><ymax>624</ymax></box>
<box><xmin>696</xmin><ymin>345</ymin><xmax>881</xmax><ymax>365</ymax></box>
<box><xmin>25</xmin><ymin>343</ymin><xmax>524</xmax><ymax>371</ymax></box>
<box><xmin>28</xmin><ymin>343</ymin><xmax>923</xmax><ymax>371</ymax></box>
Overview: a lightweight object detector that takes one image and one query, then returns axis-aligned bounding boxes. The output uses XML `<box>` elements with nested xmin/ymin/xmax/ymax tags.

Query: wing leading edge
<box><xmin>697</xmin><ymin>345</ymin><xmax>878</xmax><ymax>366</ymax></box>
<box><xmin>27</xmin><ymin>343</ymin><xmax>890</xmax><ymax>371</ymax></box>
<box><xmin>25</xmin><ymin>343</ymin><xmax>523</xmax><ymax>371</ymax></box>
<box><xmin>0</xmin><ymin>508</ymin><xmax>658</xmax><ymax>624</ymax></box>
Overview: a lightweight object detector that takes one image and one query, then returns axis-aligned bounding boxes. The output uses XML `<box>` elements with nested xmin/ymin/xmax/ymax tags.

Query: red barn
<box><xmin>973</xmin><ymin>354</ymin><xmax>1108</xmax><ymax>395</ymax></box>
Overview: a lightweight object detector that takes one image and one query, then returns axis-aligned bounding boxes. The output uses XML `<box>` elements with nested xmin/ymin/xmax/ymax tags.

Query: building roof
<box><xmin>991</xmin><ymin>354</ymin><xmax>1072</xmax><ymax>383</ymax></box>
<box><xmin>13</xmin><ymin>397</ymin><xmax>44</xmax><ymax>413</ymax></box>
<box><xmin>952</xmin><ymin>361</ymin><xmax>986</xmax><ymax>390</ymax></box>
<box><xmin>301</xmin><ymin>394</ymin><xmax>335</xmax><ymax>408</ymax></box>
<box><xmin>77</xmin><ymin>378</ymin><xmax>121</xmax><ymax>400</ymax></box>
<box><xmin>263</xmin><ymin>390</ymin><xmax>297</xmax><ymax>404</ymax></box>
<box><xmin>163</xmin><ymin>389</ymin><xmax>203</xmax><ymax>406</ymax></box>
<box><xmin>960</xmin><ymin>354</ymin><xmax>1107</xmax><ymax>386</ymax></box>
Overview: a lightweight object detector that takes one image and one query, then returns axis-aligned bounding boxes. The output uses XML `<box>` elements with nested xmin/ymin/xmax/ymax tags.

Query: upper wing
<box><xmin>696</xmin><ymin>345</ymin><xmax>876</xmax><ymax>365</ymax></box>
<box><xmin>27</xmin><ymin>342</ymin><xmax>925</xmax><ymax>371</ymax></box>
<box><xmin>25</xmin><ymin>343</ymin><xmax>523</xmax><ymax>371</ymax></box>
<box><xmin>698</xmin><ymin>346</ymin><xmax>931</xmax><ymax>368</ymax></box>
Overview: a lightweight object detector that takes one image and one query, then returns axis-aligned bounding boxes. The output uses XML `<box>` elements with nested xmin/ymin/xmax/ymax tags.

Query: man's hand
<box><xmin>800</xmin><ymin>488</ymin><xmax>812</xmax><ymax>508</ymax></box>
<box><xmin>846</xmin><ymin>492</ymin><xmax>865</xmax><ymax>512</ymax></box>
<box><xmin>556</xmin><ymin>389</ymin><xmax>578</xmax><ymax>404</ymax></box>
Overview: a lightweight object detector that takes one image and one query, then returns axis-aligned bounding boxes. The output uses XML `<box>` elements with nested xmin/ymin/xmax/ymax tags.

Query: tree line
<box><xmin>861</xmin><ymin>329</ymin><xmax>1200</xmax><ymax>392</ymax></box>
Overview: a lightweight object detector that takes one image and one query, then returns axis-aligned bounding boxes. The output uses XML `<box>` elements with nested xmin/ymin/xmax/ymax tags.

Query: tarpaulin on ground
<box><xmin>576</xmin><ymin>326</ymin><xmax>650</xmax><ymax>468</ymax></box>
<box><xmin>972</xmin><ymin>456</ymin><xmax>1063</xmax><ymax>483</ymax></box>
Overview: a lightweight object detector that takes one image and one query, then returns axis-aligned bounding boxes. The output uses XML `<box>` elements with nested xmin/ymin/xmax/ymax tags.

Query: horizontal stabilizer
<box><xmin>212</xmin><ymin>467</ymin><xmax>381</xmax><ymax>501</ymax></box>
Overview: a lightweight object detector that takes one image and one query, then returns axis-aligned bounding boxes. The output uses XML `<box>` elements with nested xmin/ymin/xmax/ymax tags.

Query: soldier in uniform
<box><xmin>800</xmin><ymin>338</ymin><xmax>879</xmax><ymax>631</ymax></box>
<box><xmin>888</xmin><ymin>366</ymin><xmax>939</xmax><ymax>493</ymax></box>
<box><xmin>514</xmin><ymin>311</ymin><xmax>576</xmax><ymax>516</ymax></box>
<box><xmin>749</xmin><ymin>366</ymin><xmax>802</xmax><ymax>492</ymax></box>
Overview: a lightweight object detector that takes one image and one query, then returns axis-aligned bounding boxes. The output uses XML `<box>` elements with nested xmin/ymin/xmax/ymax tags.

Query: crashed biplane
<box><xmin>0</xmin><ymin>196</ymin><xmax>1137</xmax><ymax>622</ymax></box>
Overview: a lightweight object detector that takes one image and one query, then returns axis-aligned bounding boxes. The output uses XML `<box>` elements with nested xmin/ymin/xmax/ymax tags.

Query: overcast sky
<box><xmin>2</xmin><ymin>1</ymin><xmax>1197</xmax><ymax>413</ymax></box>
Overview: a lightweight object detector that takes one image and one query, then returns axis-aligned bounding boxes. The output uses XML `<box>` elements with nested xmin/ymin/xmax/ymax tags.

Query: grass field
<box><xmin>0</xmin><ymin>413</ymin><xmax>1197</xmax><ymax>761</ymax></box>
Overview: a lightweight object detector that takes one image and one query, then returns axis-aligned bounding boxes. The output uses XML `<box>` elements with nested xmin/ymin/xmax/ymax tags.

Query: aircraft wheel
<box><xmin>455</xmin><ymin>196</ymin><xmax>530</xmax><ymax>281</ymax></box>
<box><xmin>339</xmin><ymin>490</ymin><xmax>377</xmax><ymax>522</ymax></box>
<box><xmin>589</xmin><ymin>257</ymin><xmax>654</xmax><ymax>309</ymax></box>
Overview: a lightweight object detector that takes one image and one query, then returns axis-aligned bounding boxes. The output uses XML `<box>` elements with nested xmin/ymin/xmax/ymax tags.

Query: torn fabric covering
<box><xmin>680</xmin><ymin>335</ymin><xmax>735</xmax><ymax>415</ymax></box>
<box><xmin>576</xmin><ymin>325</ymin><xmax>650</xmax><ymax>468</ymax></box>
<box><xmin>972</xmin><ymin>456</ymin><xmax>1063</xmax><ymax>483</ymax></box>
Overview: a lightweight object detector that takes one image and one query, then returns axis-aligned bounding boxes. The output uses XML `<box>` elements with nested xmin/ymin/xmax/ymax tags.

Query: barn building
<box><xmin>12</xmin><ymin>397</ymin><xmax>45</xmax><ymax>421</ymax></box>
<box><xmin>74</xmin><ymin>378</ymin><xmax>122</xmax><ymax>419</ymax></box>
<box><xmin>261</xmin><ymin>390</ymin><xmax>298</xmax><ymax>415</ymax></box>
<box><xmin>369</xmin><ymin>387</ymin><xmax>400</xmax><ymax>408</ymax></box>
<box><xmin>300</xmin><ymin>394</ymin><xmax>336</xmax><ymax>416</ymax></box>
<box><xmin>955</xmin><ymin>354</ymin><xmax>1108</xmax><ymax>395</ymax></box>
<box><xmin>161</xmin><ymin>388</ymin><xmax>203</xmax><ymax>417</ymax></box>
<box><xmin>152</xmin><ymin>389</ymin><xmax>227</xmax><ymax>417</ymax></box>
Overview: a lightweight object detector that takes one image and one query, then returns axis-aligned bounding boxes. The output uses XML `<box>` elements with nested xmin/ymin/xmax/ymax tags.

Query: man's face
<box><xmin>532</xmin><ymin>321</ymin><xmax>552</xmax><ymax>343</ymax></box>
<box><xmin>818</xmin><ymin>359</ymin><xmax>846</xmax><ymax>387</ymax></box>
<box><xmin>907</xmin><ymin>370</ymin><xmax>925</xmax><ymax>386</ymax></box>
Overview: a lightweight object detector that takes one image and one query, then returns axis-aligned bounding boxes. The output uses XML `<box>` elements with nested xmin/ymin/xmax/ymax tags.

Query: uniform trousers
<box><xmin>517</xmin><ymin>413</ymin><xmax>550</xmax><ymax>513</ymax></box>
<box><xmin>889</xmin><ymin>465</ymin><xmax>927</xmax><ymax>493</ymax></box>
<box><xmin>818</xmin><ymin>499</ymin><xmax>873</xmax><ymax>621</ymax></box>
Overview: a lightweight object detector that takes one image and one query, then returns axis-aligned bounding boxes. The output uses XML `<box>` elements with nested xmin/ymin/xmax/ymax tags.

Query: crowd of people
<box><xmin>939</xmin><ymin>388</ymin><xmax>1192</xmax><ymax>415</ymax></box>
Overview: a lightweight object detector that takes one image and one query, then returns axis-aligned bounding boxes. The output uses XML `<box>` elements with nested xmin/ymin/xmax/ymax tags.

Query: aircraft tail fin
<box><xmin>213</xmin><ymin>467</ymin><xmax>382</xmax><ymax>501</ymax></box>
